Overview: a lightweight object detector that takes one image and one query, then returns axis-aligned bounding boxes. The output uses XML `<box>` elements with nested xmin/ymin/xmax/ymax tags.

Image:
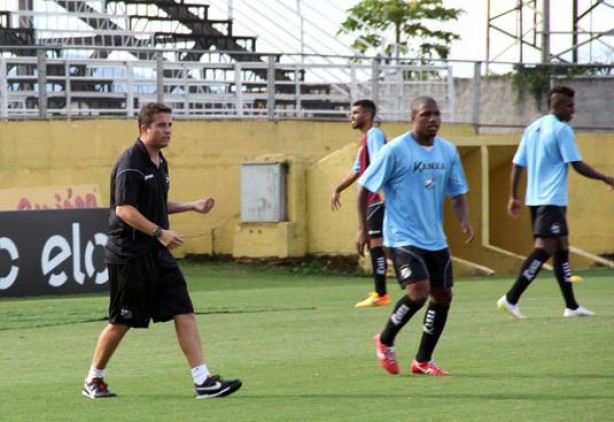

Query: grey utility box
<box><xmin>240</xmin><ymin>162</ymin><xmax>288</xmax><ymax>223</ymax></box>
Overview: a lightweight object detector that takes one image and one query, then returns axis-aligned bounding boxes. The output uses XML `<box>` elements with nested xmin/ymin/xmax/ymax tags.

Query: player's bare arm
<box><xmin>168</xmin><ymin>198</ymin><xmax>215</xmax><ymax>214</ymax></box>
<box><xmin>331</xmin><ymin>170</ymin><xmax>360</xmax><ymax>211</ymax></box>
<box><xmin>508</xmin><ymin>164</ymin><xmax>524</xmax><ymax>218</ymax></box>
<box><xmin>571</xmin><ymin>161</ymin><xmax>614</xmax><ymax>190</ymax></box>
<box><xmin>451</xmin><ymin>194</ymin><xmax>475</xmax><ymax>244</ymax></box>
<box><xmin>116</xmin><ymin>204</ymin><xmax>184</xmax><ymax>249</ymax></box>
<box><xmin>355</xmin><ymin>186</ymin><xmax>370</xmax><ymax>256</ymax></box>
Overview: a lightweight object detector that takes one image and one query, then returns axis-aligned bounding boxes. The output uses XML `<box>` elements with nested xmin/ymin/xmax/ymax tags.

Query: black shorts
<box><xmin>529</xmin><ymin>206</ymin><xmax>568</xmax><ymax>238</ymax></box>
<box><xmin>366</xmin><ymin>202</ymin><xmax>384</xmax><ymax>239</ymax></box>
<box><xmin>108</xmin><ymin>249</ymin><xmax>194</xmax><ymax>328</ymax></box>
<box><xmin>389</xmin><ymin>246</ymin><xmax>453</xmax><ymax>289</ymax></box>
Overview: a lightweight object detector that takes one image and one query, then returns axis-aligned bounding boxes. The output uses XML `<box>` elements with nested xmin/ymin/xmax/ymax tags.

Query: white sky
<box><xmin>4</xmin><ymin>0</ymin><xmax>612</xmax><ymax>69</ymax></box>
<box><xmin>207</xmin><ymin>0</ymin><xmax>613</xmax><ymax>74</ymax></box>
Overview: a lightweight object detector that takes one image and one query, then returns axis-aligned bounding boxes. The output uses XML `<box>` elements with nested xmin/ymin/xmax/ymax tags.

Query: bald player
<box><xmin>357</xmin><ymin>96</ymin><xmax>474</xmax><ymax>376</ymax></box>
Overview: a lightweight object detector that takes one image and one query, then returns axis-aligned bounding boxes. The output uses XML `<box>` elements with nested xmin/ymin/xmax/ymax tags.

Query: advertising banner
<box><xmin>0</xmin><ymin>209</ymin><xmax>109</xmax><ymax>297</ymax></box>
<box><xmin>0</xmin><ymin>184</ymin><xmax>101</xmax><ymax>211</ymax></box>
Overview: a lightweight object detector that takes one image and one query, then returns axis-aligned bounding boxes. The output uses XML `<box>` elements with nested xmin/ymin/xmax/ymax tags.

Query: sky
<box><xmin>4</xmin><ymin>0</ymin><xmax>612</xmax><ymax>70</ymax></box>
<box><xmin>204</xmin><ymin>0</ymin><xmax>612</xmax><ymax>75</ymax></box>
<box><xmin>205</xmin><ymin>0</ymin><xmax>490</xmax><ymax>61</ymax></box>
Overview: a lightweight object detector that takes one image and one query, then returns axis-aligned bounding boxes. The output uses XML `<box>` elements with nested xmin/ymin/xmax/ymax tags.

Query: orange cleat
<box><xmin>373</xmin><ymin>334</ymin><xmax>399</xmax><ymax>375</ymax></box>
<box><xmin>355</xmin><ymin>292</ymin><xmax>391</xmax><ymax>308</ymax></box>
<box><xmin>410</xmin><ymin>359</ymin><xmax>450</xmax><ymax>376</ymax></box>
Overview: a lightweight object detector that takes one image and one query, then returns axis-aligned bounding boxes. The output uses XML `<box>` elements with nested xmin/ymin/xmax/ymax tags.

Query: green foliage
<box><xmin>339</xmin><ymin>0</ymin><xmax>464</xmax><ymax>61</ymax></box>
<box><xmin>511</xmin><ymin>63</ymin><xmax>614</xmax><ymax>110</ymax></box>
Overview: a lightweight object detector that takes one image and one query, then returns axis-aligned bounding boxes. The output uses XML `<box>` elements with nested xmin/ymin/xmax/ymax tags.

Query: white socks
<box><xmin>87</xmin><ymin>365</ymin><xmax>211</xmax><ymax>385</ymax></box>
<box><xmin>191</xmin><ymin>364</ymin><xmax>210</xmax><ymax>385</ymax></box>
<box><xmin>86</xmin><ymin>367</ymin><xmax>105</xmax><ymax>383</ymax></box>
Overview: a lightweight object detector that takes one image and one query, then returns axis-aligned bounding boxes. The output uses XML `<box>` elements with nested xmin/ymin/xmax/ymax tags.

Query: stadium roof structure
<box><xmin>486</xmin><ymin>0</ymin><xmax>614</xmax><ymax>66</ymax></box>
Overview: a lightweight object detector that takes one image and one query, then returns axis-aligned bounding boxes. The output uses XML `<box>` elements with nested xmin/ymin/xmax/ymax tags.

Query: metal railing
<box><xmin>0</xmin><ymin>50</ymin><xmax>455</xmax><ymax>121</ymax></box>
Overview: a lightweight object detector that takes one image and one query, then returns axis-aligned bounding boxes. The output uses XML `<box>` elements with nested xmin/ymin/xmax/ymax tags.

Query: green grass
<box><xmin>1</xmin><ymin>263</ymin><xmax>613</xmax><ymax>421</ymax></box>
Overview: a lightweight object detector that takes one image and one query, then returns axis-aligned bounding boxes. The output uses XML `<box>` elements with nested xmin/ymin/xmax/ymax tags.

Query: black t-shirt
<box><xmin>105</xmin><ymin>139</ymin><xmax>170</xmax><ymax>264</ymax></box>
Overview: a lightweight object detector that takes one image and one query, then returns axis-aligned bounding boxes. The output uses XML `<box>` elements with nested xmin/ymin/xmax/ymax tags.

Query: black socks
<box><xmin>416</xmin><ymin>303</ymin><xmax>450</xmax><ymax>363</ymax></box>
<box><xmin>553</xmin><ymin>250</ymin><xmax>579</xmax><ymax>310</ymax></box>
<box><xmin>380</xmin><ymin>295</ymin><xmax>423</xmax><ymax>345</ymax></box>
<box><xmin>507</xmin><ymin>248</ymin><xmax>551</xmax><ymax>304</ymax></box>
<box><xmin>370</xmin><ymin>246</ymin><xmax>387</xmax><ymax>296</ymax></box>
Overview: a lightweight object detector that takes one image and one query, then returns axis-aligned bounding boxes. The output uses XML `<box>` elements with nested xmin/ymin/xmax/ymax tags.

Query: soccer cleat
<box><xmin>497</xmin><ymin>295</ymin><xmax>527</xmax><ymax>319</ymax></box>
<box><xmin>570</xmin><ymin>275</ymin><xmax>583</xmax><ymax>283</ymax></box>
<box><xmin>81</xmin><ymin>377</ymin><xmax>116</xmax><ymax>399</ymax></box>
<box><xmin>563</xmin><ymin>306</ymin><xmax>595</xmax><ymax>317</ymax></box>
<box><xmin>410</xmin><ymin>359</ymin><xmax>450</xmax><ymax>376</ymax></box>
<box><xmin>194</xmin><ymin>375</ymin><xmax>242</xmax><ymax>399</ymax></box>
<box><xmin>355</xmin><ymin>292</ymin><xmax>391</xmax><ymax>308</ymax></box>
<box><xmin>373</xmin><ymin>334</ymin><xmax>399</xmax><ymax>375</ymax></box>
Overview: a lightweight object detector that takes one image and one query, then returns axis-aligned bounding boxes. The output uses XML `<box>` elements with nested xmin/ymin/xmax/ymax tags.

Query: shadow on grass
<box><xmin>0</xmin><ymin>306</ymin><xmax>317</xmax><ymax>331</ymax></box>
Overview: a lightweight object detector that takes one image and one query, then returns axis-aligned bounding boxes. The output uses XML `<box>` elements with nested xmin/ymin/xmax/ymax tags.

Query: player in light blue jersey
<box><xmin>331</xmin><ymin>99</ymin><xmax>390</xmax><ymax>308</ymax></box>
<box><xmin>357</xmin><ymin>96</ymin><xmax>475</xmax><ymax>376</ymax></box>
<box><xmin>497</xmin><ymin>85</ymin><xmax>614</xmax><ymax>319</ymax></box>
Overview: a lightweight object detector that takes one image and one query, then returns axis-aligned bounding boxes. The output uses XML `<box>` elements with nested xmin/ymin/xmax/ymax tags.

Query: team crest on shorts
<box><xmin>399</xmin><ymin>264</ymin><xmax>412</xmax><ymax>280</ymax></box>
<box><xmin>120</xmin><ymin>308</ymin><xmax>133</xmax><ymax>320</ymax></box>
<box><xmin>551</xmin><ymin>223</ymin><xmax>561</xmax><ymax>235</ymax></box>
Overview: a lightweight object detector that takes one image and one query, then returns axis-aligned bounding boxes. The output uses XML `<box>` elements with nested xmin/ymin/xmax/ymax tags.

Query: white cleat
<box><xmin>497</xmin><ymin>295</ymin><xmax>527</xmax><ymax>319</ymax></box>
<box><xmin>563</xmin><ymin>306</ymin><xmax>595</xmax><ymax>317</ymax></box>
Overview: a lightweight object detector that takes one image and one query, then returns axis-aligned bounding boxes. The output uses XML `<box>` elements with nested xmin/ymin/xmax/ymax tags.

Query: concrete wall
<box><xmin>454</xmin><ymin>77</ymin><xmax>614</xmax><ymax>130</ymax></box>
<box><xmin>0</xmin><ymin>119</ymin><xmax>612</xmax><ymax>274</ymax></box>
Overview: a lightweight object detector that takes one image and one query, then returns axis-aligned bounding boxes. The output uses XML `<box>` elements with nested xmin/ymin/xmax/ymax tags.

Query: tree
<box><xmin>339</xmin><ymin>0</ymin><xmax>464</xmax><ymax>62</ymax></box>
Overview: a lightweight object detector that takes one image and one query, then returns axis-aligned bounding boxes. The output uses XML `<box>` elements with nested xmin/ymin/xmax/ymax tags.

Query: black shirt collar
<box><xmin>135</xmin><ymin>138</ymin><xmax>165</xmax><ymax>167</ymax></box>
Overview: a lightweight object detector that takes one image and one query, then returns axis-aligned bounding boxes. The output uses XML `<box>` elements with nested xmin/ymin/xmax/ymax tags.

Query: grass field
<box><xmin>1</xmin><ymin>262</ymin><xmax>613</xmax><ymax>422</ymax></box>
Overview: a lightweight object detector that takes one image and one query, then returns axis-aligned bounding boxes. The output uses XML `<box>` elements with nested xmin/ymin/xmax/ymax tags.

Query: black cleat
<box><xmin>194</xmin><ymin>375</ymin><xmax>242</xmax><ymax>399</ymax></box>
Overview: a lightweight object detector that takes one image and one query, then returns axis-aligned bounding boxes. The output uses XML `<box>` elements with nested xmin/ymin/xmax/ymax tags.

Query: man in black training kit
<box><xmin>82</xmin><ymin>103</ymin><xmax>242</xmax><ymax>399</ymax></box>
<box><xmin>497</xmin><ymin>85</ymin><xmax>614</xmax><ymax>319</ymax></box>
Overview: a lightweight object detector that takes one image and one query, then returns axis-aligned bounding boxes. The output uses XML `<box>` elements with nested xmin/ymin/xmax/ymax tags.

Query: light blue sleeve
<box><xmin>358</xmin><ymin>143</ymin><xmax>393</xmax><ymax>194</ymax></box>
<box><xmin>352</xmin><ymin>153</ymin><xmax>360</xmax><ymax>172</ymax></box>
<box><xmin>557</xmin><ymin>125</ymin><xmax>582</xmax><ymax>163</ymax></box>
<box><xmin>513</xmin><ymin>132</ymin><xmax>528</xmax><ymax>167</ymax></box>
<box><xmin>446</xmin><ymin>147</ymin><xmax>469</xmax><ymax>198</ymax></box>
<box><xmin>367</xmin><ymin>128</ymin><xmax>386</xmax><ymax>160</ymax></box>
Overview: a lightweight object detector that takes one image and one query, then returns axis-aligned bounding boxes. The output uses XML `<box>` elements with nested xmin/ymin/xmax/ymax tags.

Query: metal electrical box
<box><xmin>240</xmin><ymin>162</ymin><xmax>288</xmax><ymax>223</ymax></box>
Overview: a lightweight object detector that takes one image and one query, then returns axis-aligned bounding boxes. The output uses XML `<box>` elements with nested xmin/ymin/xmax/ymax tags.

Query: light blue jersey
<box><xmin>358</xmin><ymin>132</ymin><xmax>468</xmax><ymax>250</ymax></box>
<box><xmin>513</xmin><ymin>114</ymin><xmax>582</xmax><ymax>206</ymax></box>
<box><xmin>352</xmin><ymin>126</ymin><xmax>386</xmax><ymax>173</ymax></box>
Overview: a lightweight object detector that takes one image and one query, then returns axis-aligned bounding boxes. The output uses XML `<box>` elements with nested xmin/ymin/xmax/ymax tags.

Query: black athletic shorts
<box><xmin>529</xmin><ymin>205</ymin><xmax>568</xmax><ymax>238</ymax></box>
<box><xmin>366</xmin><ymin>202</ymin><xmax>384</xmax><ymax>239</ymax></box>
<box><xmin>389</xmin><ymin>246</ymin><xmax>453</xmax><ymax>289</ymax></box>
<box><xmin>108</xmin><ymin>248</ymin><xmax>194</xmax><ymax>328</ymax></box>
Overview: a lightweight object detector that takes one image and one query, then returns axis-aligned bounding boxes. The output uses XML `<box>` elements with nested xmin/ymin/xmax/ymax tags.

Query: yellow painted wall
<box><xmin>486</xmin><ymin>135</ymin><xmax>614</xmax><ymax>257</ymax></box>
<box><xmin>0</xmin><ymin>119</ymin><xmax>353</xmax><ymax>257</ymax></box>
<box><xmin>0</xmin><ymin>119</ymin><xmax>611</xmax><ymax>273</ymax></box>
<box><xmin>567</xmin><ymin>135</ymin><xmax>614</xmax><ymax>255</ymax></box>
<box><xmin>488</xmin><ymin>145</ymin><xmax>533</xmax><ymax>255</ymax></box>
<box><xmin>308</xmin><ymin>143</ymin><xmax>359</xmax><ymax>255</ymax></box>
<box><xmin>308</xmin><ymin>124</ymin><xmax>487</xmax><ymax>256</ymax></box>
